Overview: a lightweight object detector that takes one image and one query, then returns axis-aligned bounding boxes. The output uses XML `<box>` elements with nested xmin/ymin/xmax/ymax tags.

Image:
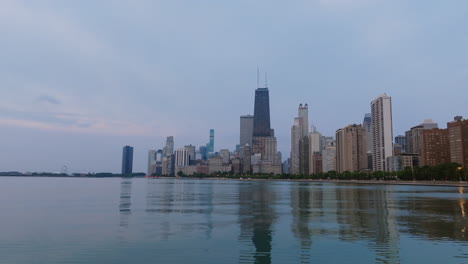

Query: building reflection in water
<box><xmin>118</xmin><ymin>178</ymin><xmax>133</xmax><ymax>228</ymax></box>
<box><xmin>334</xmin><ymin>185</ymin><xmax>400</xmax><ymax>264</ymax></box>
<box><xmin>238</xmin><ymin>181</ymin><xmax>277</xmax><ymax>264</ymax></box>
<box><xmin>289</xmin><ymin>183</ymin><xmax>325</xmax><ymax>263</ymax></box>
<box><xmin>397</xmin><ymin>186</ymin><xmax>468</xmax><ymax>242</ymax></box>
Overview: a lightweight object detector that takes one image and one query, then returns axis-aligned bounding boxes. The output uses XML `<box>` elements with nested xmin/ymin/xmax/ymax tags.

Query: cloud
<box><xmin>37</xmin><ymin>94</ymin><xmax>61</xmax><ymax>105</ymax></box>
<box><xmin>0</xmin><ymin>107</ymin><xmax>152</xmax><ymax>136</ymax></box>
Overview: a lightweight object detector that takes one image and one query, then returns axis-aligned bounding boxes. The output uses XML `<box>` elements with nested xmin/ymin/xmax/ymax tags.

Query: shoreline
<box><xmin>1</xmin><ymin>175</ymin><xmax>467</xmax><ymax>187</ymax></box>
<box><xmin>149</xmin><ymin>176</ymin><xmax>468</xmax><ymax>187</ymax></box>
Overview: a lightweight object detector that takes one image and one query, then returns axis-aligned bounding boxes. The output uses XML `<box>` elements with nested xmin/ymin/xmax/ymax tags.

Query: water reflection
<box><xmin>118</xmin><ymin>178</ymin><xmax>132</xmax><ymax>228</ymax></box>
<box><xmin>238</xmin><ymin>182</ymin><xmax>277</xmax><ymax>264</ymax></box>
<box><xmin>397</xmin><ymin>187</ymin><xmax>468</xmax><ymax>242</ymax></box>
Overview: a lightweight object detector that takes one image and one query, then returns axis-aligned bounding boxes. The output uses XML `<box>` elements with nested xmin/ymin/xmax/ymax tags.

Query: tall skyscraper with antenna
<box><xmin>251</xmin><ymin>71</ymin><xmax>282</xmax><ymax>174</ymax></box>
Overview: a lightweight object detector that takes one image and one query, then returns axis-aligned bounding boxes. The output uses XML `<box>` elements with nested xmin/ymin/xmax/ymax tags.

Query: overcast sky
<box><xmin>1</xmin><ymin>0</ymin><xmax>467</xmax><ymax>173</ymax></box>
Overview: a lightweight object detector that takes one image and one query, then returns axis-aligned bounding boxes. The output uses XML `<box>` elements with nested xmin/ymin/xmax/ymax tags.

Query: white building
<box><xmin>174</xmin><ymin>148</ymin><xmax>189</xmax><ymax>172</ymax></box>
<box><xmin>371</xmin><ymin>94</ymin><xmax>393</xmax><ymax>171</ymax></box>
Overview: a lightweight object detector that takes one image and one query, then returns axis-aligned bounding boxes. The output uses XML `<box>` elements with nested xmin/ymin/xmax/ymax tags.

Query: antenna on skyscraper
<box><xmin>257</xmin><ymin>66</ymin><xmax>260</xmax><ymax>88</ymax></box>
<box><xmin>265</xmin><ymin>72</ymin><xmax>268</xmax><ymax>87</ymax></box>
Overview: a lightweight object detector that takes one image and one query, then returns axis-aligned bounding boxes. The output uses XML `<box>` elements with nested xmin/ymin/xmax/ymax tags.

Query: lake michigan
<box><xmin>0</xmin><ymin>177</ymin><xmax>466</xmax><ymax>263</ymax></box>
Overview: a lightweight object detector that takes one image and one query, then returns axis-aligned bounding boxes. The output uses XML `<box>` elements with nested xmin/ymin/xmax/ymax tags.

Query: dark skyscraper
<box><xmin>122</xmin><ymin>146</ymin><xmax>133</xmax><ymax>175</ymax></box>
<box><xmin>253</xmin><ymin>88</ymin><xmax>272</xmax><ymax>137</ymax></box>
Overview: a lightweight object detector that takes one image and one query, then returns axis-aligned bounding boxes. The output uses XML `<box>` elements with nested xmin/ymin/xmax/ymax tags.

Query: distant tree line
<box><xmin>154</xmin><ymin>163</ymin><xmax>466</xmax><ymax>182</ymax></box>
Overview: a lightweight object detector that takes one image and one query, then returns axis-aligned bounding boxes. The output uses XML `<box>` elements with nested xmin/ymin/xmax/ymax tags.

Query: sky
<box><xmin>1</xmin><ymin>0</ymin><xmax>468</xmax><ymax>173</ymax></box>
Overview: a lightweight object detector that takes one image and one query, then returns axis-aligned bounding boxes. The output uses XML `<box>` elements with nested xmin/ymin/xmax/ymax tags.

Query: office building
<box><xmin>371</xmin><ymin>94</ymin><xmax>393</xmax><ymax>171</ymax></box>
<box><xmin>184</xmin><ymin>145</ymin><xmax>196</xmax><ymax>164</ymax></box>
<box><xmin>240</xmin><ymin>115</ymin><xmax>254</xmax><ymax>148</ymax></box>
<box><xmin>299</xmin><ymin>136</ymin><xmax>309</xmax><ymax>175</ymax></box>
<box><xmin>242</xmin><ymin>144</ymin><xmax>252</xmax><ymax>174</ymax></box>
<box><xmin>174</xmin><ymin>148</ymin><xmax>190</xmax><ymax>173</ymax></box>
<box><xmin>122</xmin><ymin>146</ymin><xmax>133</xmax><ymax>175</ymax></box>
<box><xmin>298</xmin><ymin>103</ymin><xmax>309</xmax><ymax>138</ymax></box>
<box><xmin>250</xmin><ymin>86</ymin><xmax>282</xmax><ymax>174</ymax></box>
<box><xmin>219</xmin><ymin>149</ymin><xmax>230</xmax><ymax>164</ymax></box>
<box><xmin>394</xmin><ymin>135</ymin><xmax>407</xmax><ymax>153</ymax></box>
<box><xmin>163</xmin><ymin>136</ymin><xmax>174</xmax><ymax>157</ymax></box>
<box><xmin>363</xmin><ymin>113</ymin><xmax>372</xmax><ymax>153</ymax></box>
<box><xmin>253</xmin><ymin>88</ymin><xmax>272</xmax><ymax>137</ymax></box>
<box><xmin>290</xmin><ymin>117</ymin><xmax>302</xmax><ymax>174</ymax></box>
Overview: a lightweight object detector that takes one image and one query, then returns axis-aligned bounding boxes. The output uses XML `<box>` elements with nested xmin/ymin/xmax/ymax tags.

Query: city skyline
<box><xmin>1</xmin><ymin>1</ymin><xmax>468</xmax><ymax>173</ymax></box>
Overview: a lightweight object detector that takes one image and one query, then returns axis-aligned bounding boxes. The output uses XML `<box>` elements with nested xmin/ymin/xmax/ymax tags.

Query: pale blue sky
<box><xmin>1</xmin><ymin>0</ymin><xmax>467</xmax><ymax>173</ymax></box>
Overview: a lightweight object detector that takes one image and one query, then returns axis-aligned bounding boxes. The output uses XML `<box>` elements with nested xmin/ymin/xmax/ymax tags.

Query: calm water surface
<box><xmin>0</xmin><ymin>177</ymin><xmax>467</xmax><ymax>263</ymax></box>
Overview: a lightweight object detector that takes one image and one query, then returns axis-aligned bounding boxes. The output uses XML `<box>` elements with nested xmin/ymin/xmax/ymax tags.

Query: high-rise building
<box><xmin>206</xmin><ymin>129</ymin><xmax>215</xmax><ymax>154</ymax></box>
<box><xmin>371</xmin><ymin>94</ymin><xmax>393</xmax><ymax>171</ymax></box>
<box><xmin>298</xmin><ymin>103</ymin><xmax>309</xmax><ymax>138</ymax></box>
<box><xmin>174</xmin><ymin>148</ymin><xmax>189</xmax><ymax>172</ymax></box>
<box><xmin>184</xmin><ymin>145</ymin><xmax>196</xmax><ymax>164</ymax></box>
<box><xmin>253</xmin><ymin>88</ymin><xmax>272</xmax><ymax>137</ymax></box>
<box><xmin>322</xmin><ymin>141</ymin><xmax>336</xmax><ymax>173</ymax></box>
<box><xmin>421</xmin><ymin>128</ymin><xmax>450</xmax><ymax>167</ymax></box>
<box><xmin>122</xmin><ymin>146</ymin><xmax>133</xmax><ymax>175</ymax></box>
<box><xmin>299</xmin><ymin>136</ymin><xmax>309</xmax><ymax>175</ymax></box>
<box><xmin>447</xmin><ymin>116</ymin><xmax>468</xmax><ymax>170</ymax></box>
<box><xmin>242</xmin><ymin>144</ymin><xmax>252</xmax><ymax>174</ymax></box>
<box><xmin>219</xmin><ymin>149</ymin><xmax>230</xmax><ymax>164</ymax></box>
<box><xmin>336</xmin><ymin>124</ymin><xmax>368</xmax><ymax>173</ymax></box>
<box><xmin>394</xmin><ymin>135</ymin><xmax>407</xmax><ymax>153</ymax></box>
<box><xmin>308</xmin><ymin>129</ymin><xmax>321</xmax><ymax>174</ymax></box>
<box><xmin>250</xmin><ymin>86</ymin><xmax>282</xmax><ymax>174</ymax></box>
<box><xmin>199</xmin><ymin>146</ymin><xmax>208</xmax><ymax>160</ymax></box>
<box><xmin>240</xmin><ymin>115</ymin><xmax>254</xmax><ymax>148</ymax></box>
<box><xmin>163</xmin><ymin>136</ymin><xmax>174</xmax><ymax>157</ymax></box>
<box><xmin>312</xmin><ymin>153</ymin><xmax>323</xmax><ymax>175</ymax></box>
<box><xmin>290</xmin><ymin>117</ymin><xmax>302</xmax><ymax>174</ymax></box>
<box><xmin>147</xmin><ymin>150</ymin><xmax>156</xmax><ymax>175</ymax></box>
<box><xmin>405</xmin><ymin>119</ymin><xmax>438</xmax><ymax>155</ymax></box>
<box><xmin>148</xmin><ymin>149</ymin><xmax>164</xmax><ymax>176</ymax></box>
<box><xmin>363</xmin><ymin>113</ymin><xmax>372</xmax><ymax>153</ymax></box>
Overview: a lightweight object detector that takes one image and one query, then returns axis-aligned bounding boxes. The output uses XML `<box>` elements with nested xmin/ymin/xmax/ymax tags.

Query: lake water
<box><xmin>0</xmin><ymin>177</ymin><xmax>466</xmax><ymax>264</ymax></box>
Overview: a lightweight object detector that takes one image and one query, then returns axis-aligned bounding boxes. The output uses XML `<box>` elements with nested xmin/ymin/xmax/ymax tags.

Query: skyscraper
<box><xmin>163</xmin><ymin>136</ymin><xmax>174</xmax><ymax>157</ymax></box>
<box><xmin>290</xmin><ymin>117</ymin><xmax>302</xmax><ymax>174</ymax></box>
<box><xmin>253</xmin><ymin>88</ymin><xmax>272</xmax><ymax>137</ymax></box>
<box><xmin>394</xmin><ymin>135</ymin><xmax>407</xmax><ymax>153</ymax></box>
<box><xmin>175</xmin><ymin>148</ymin><xmax>189</xmax><ymax>171</ymax></box>
<box><xmin>251</xmin><ymin>85</ymin><xmax>281</xmax><ymax>174</ymax></box>
<box><xmin>240</xmin><ymin>115</ymin><xmax>254</xmax><ymax>147</ymax></box>
<box><xmin>308</xmin><ymin>129</ymin><xmax>321</xmax><ymax>174</ymax></box>
<box><xmin>299</xmin><ymin>136</ymin><xmax>309</xmax><ymax>175</ymax></box>
<box><xmin>363</xmin><ymin>113</ymin><xmax>373</xmax><ymax>170</ymax></box>
<box><xmin>371</xmin><ymin>94</ymin><xmax>393</xmax><ymax>171</ymax></box>
<box><xmin>209</xmin><ymin>129</ymin><xmax>215</xmax><ymax>152</ymax></box>
<box><xmin>122</xmin><ymin>146</ymin><xmax>133</xmax><ymax>176</ymax></box>
<box><xmin>298</xmin><ymin>104</ymin><xmax>309</xmax><ymax>138</ymax></box>
<box><xmin>322</xmin><ymin>141</ymin><xmax>336</xmax><ymax>173</ymax></box>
